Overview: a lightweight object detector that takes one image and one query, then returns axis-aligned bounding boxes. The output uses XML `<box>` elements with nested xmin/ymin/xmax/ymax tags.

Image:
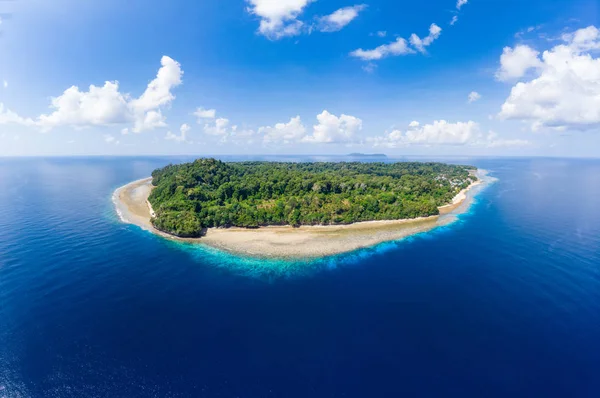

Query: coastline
<box><xmin>113</xmin><ymin>172</ymin><xmax>485</xmax><ymax>259</ymax></box>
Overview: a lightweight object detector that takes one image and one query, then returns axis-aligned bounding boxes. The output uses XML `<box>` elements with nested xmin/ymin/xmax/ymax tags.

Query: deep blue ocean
<box><xmin>1</xmin><ymin>156</ymin><xmax>599</xmax><ymax>397</ymax></box>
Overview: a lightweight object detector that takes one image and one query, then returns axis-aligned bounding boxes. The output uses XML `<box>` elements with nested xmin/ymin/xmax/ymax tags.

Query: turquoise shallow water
<box><xmin>1</xmin><ymin>156</ymin><xmax>599</xmax><ymax>397</ymax></box>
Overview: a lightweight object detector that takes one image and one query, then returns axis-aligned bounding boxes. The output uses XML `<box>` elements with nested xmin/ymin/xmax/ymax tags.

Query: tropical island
<box><xmin>114</xmin><ymin>159</ymin><xmax>482</xmax><ymax>258</ymax></box>
<box><xmin>347</xmin><ymin>153</ymin><xmax>388</xmax><ymax>158</ymax></box>
<box><xmin>148</xmin><ymin>159</ymin><xmax>477</xmax><ymax>237</ymax></box>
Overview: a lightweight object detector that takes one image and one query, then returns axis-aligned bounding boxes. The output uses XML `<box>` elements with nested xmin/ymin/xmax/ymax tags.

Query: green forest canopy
<box><xmin>148</xmin><ymin>159</ymin><xmax>477</xmax><ymax>237</ymax></box>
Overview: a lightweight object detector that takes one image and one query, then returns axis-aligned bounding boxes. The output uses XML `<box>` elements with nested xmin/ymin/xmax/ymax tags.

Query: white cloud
<box><xmin>317</xmin><ymin>4</ymin><xmax>366</xmax><ymax>32</ymax></box>
<box><xmin>216</xmin><ymin>126</ymin><xmax>257</xmax><ymax>145</ymax></box>
<box><xmin>133</xmin><ymin>110</ymin><xmax>167</xmax><ymax>133</ymax></box>
<box><xmin>166</xmin><ymin>123</ymin><xmax>191</xmax><ymax>143</ymax></box>
<box><xmin>369</xmin><ymin>120</ymin><xmax>480</xmax><ymax>147</ymax></box>
<box><xmin>370</xmin><ymin>122</ymin><xmax>529</xmax><ymax>149</ymax></box>
<box><xmin>450</xmin><ymin>16</ymin><xmax>458</xmax><ymax>26</ymax></box>
<box><xmin>351</xmin><ymin>23</ymin><xmax>441</xmax><ymax>62</ymax></box>
<box><xmin>194</xmin><ymin>110</ymin><xmax>256</xmax><ymax>143</ymax></box>
<box><xmin>350</xmin><ymin>37</ymin><xmax>414</xmax><ymax>61</ymax></box>
<box><xmin>403</xmin><ymin>120</ymin><xmax>478</xmax><ymax>145</ymax></box>
<box><xmin>195</xmin><ymin>108</ymin><xmax>239</xmax><ymax>137</ymax></box>
<box><xmin>377</xmin><ymin>31</ymin><xmax>387</xmax><ymax>38</ymax></box>
<box><xmin>260</xmin><ymin>116</ymin><xmax>306</xmax><ymax>143</ymax></box>
<box><xmin>246</xmin><ymin>0</ymin><xmax>312</xmax><ymax>39</ymax></box>
<box><xmin>495</xmin><ymin>45</ymin><xmax>542</xmax><ymax>81</ymax></box>
<box><xmin>562</xmin><ymin>26</ymin><xmax>600</xmax><ymax>51</ymax></box>
<box><xmin>193</xmin><ymin>107</ymin><xmax>216</xmax><ymax>121</ymax></box>
<box><xmin>302</xmin><ymin>110</ymin><xmax>362</xmax><ymax>143</ymax></box>
<box><xmin>104</xmin><ymin>134</ymin><xmax>119</xmax><ymax>145</ymax></box>
<box><xmin>34</xmin><ymin>56</ymin><xmax>183</xmax><ymax>132</ymax></box>
<box><xmin>204</xmin><ymin>117</ymin><xmax>234</xmax><ymax>136</ymax></box>
<box><xmin>456</xmin><ymin>0</ymin><xmax>468</xmax><ymax>10</ymax></box>
<box><xmin>37</xmin><ymin>81</ymin><xmax>132</xmax><ymax>130</ymax></box>
<box><xmin>498</xmin><ymin>26</ymin><xmax>600</xmax><ymax>131</ymax></box>
<box><xmin>129</xmin><ymin>56</ymin><xmax>183</xmax><ymax>132</ymax></box>
<box><xmin>0</xmin><ymin>103</ymin><xmax>36</xmax><ymax>126</ymax></box>
<box><xmin>2</xmin><ymin>80</ymin><xmax>7</xmax><ymax>89</ymax></box>
<box><xmin>409</xmin><ymin>23</ymin><xmax>442</xmax><ymax>54</ymax></box>
<box><xmin>468</xmin><ymin>91</ymin><xmax>481</xmax><ymax>103</ymax></box>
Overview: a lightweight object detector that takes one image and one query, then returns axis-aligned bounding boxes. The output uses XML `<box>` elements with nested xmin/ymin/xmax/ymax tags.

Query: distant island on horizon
<box><xmin>147</xmin><ymin>159</ymin><xmax>477</xmax><ymax>238</ymax></box>
<box><xmin>347</xmin><ymin>153</ymin><xmax>388</xmax><ymax>158</ymax></box>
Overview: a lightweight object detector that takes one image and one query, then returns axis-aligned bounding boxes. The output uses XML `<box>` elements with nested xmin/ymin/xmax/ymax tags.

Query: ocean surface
<box><xmin>0</xmin><ymin>156</ymin><xmax>599</xmax><ymax>397</ymax></box>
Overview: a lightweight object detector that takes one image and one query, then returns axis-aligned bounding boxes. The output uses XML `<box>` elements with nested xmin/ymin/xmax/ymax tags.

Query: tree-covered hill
<box><xmin>148</xmin><ymin>159</ymin><xmax>477</xmax><ymax>237</ymax></box>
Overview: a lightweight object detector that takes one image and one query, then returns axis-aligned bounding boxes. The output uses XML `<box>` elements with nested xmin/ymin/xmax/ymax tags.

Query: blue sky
<box><xmin>0</xmin><ymin>0</ymin><xmax>599</xmax><ymax>156</ymax></box>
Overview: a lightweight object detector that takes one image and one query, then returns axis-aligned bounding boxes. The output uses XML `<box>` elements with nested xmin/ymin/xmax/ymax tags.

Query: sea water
<box><xmin>0</xmin><ymin>156</ymin><xmax>599</xmax><ymax>397</ymax></box>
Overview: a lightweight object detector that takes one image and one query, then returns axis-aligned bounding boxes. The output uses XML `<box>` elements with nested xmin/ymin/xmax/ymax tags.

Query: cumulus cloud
<box><xmin>0</xmin><ymin>103</ymin><xmax>36</xmax><ymax>126</ymax></box>
<box><xmin>193</xmin><ymin>107</ymin><xmax>216</xmax><ymax>121</ymax></box>
<box><xmin>246</xmin><ymin>0</ymin><xmax>364</xmax><ymax>38</ymax></box>
<box><xmin>129</xmin><ymin>57</ymin><xmax>182</xmax><ymax>114</ymax></box>
<box><xmin>495</xmin><ymin>45</ymin><xmax>542</xmax><ymax>81</ymax></box>
<box><xmin>369</xmin><ymin>120</ymin><xmax>480</xmax><ymax>147</ymax></box>
<box><xmin>204</xmin><ymin>118</ymin><xmax>235</xmax><ymax>136</ymax></box>
<box><xmin>498</xmin><ymin>25</ymin><xmax>600</xmax><ymax>131</ymax></box>
<box><xmin>401</xmin><ymin>120</ymin><xmax>478</xmax><ymax>145</ymax></box>
<box><xmin>36</xmin><ymin>82</ymin><xmax>132</xmax><ymax>130</ymax></box>
<box><xmin>350</xmin><ymin>37</ymin><xmax>414</xmax><ymax>61</ymax></box>
<box><xmin>317</xmin><ymin>4</ymin><xmax>366</xmax><ymax>32</ymax></box>
<box><xmin>246</xmin><ymin>0</ymin><xmax>312</xmax><ymax>39</ymax></box>
<box><xmin>194</xmin><ymin>109</ymin><xmax>258</xmax><ymax>143</ymax></box>
<box><xmin>166</xmin><ymin>123</ymin><xmax>191</xmax><ymax>143</ymax></box>
<box><xmin>468</xmin><ymin>91</ymin><xmax>481</xmax><ymax>103</ymax></box>
<box><xmin>28</xmin><ymin>56</ymin><xmax>183</xmax><ymax>132</ymax></box>
<box><xmin>258</xmin><ymin>112</ymin><xmax>362</xmax><ymax>144</ymax></box>
<box><xmin>194</xmin><ymin>107</ymin><xmax>232</xmax><ymax>135</ymax></box>
<box><xmin>456</xmin><ymin>0</ymin><xmax>468</xmax><ymax>10</ymax></box>
<box><xmin>409</xmin><ymin>23</ymin><xmax>442</xmax><ymax>54</ymax></box>
<box><xmin>129</xmin><ymin>56</ymin><xmax>183</xmax><ymax>132</ymax></box>
<box><xmin>302</xmin><ymin>110</ymin><xmax>362</xmax><ymax>143</ymax></box>
<box><xmin>369</xmin><ymin>120</ymin><xmax>528</xmax><ymax>148</ymax></box>
<box><xmin>260</xmin><ymin>116</ymin><xmax>306</xmax><ymax>143</ymax></box>
<box><xmin>562</xmin><ymin>26</ymin><xmax>600</xmax><ymax>51</ymax></box>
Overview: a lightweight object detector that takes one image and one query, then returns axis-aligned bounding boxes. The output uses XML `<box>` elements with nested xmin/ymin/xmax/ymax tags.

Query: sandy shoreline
<box><xmin>113</xmin><ymin>172</ymin><xmax>484</xmax><ymax>259</ymax></box>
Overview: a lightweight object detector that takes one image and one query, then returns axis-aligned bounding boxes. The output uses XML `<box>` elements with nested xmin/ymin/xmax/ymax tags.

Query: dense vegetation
<box><xmin>148</xmin><ymin>159</ymin><xmax>477</xmax><ymax>237</ymax></box>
